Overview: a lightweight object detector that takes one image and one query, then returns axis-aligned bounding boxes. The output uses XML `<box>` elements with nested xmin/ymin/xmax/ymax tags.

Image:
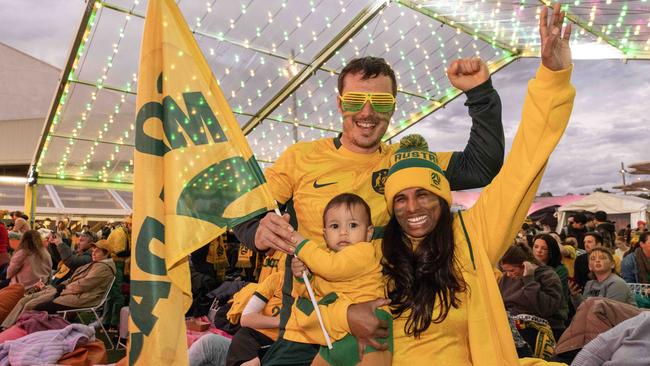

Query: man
<box><xmin>50</xmin><ymin>230</ymin><xmax>95</xmax><ymax>285</ymax></box>
<box><xmin>622</xmin><ymin>232</ymin><xmax>650</xmax><ymax>284</ymax></box>
<box><xmin>235</xmin><ymin>53</ymin><xmax>505</xmax><ymax>364</ymax></box>
<box><xmin>573</xmin><ymin>232</ymin><xmax>602</xmax><ymax>290</ymax></box>
<box><xmin>593</xmin><ymin>210</ymin><xmax>615</xmax><ymax>248</ymax></box>
<box><xmin>566</xmin><ymin>213</ymin><xmax>588</xmax><ymax>250</ymax></box>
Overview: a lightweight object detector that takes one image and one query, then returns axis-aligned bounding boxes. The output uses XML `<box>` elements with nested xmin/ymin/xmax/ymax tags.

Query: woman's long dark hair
<box><xmin>382</xmin><ymin>199</ymin><xmax>467</xmax><ymax>338</ymax></box>
<box><xmin>533</xmin><ymin>233</ymin><xmax>562</xmax><ymax>267</ymax></box>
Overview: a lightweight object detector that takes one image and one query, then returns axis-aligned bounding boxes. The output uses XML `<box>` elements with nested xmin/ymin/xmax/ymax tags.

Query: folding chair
<box><xmin>58</xmin><ymin>276</ymin><xmax>116</xmax><ymax>350</ymax></box>
<box><xmin>628</xmin><ymin>283</ymin><xmax>650</xmax><ymax>297</ymax></box>
<box><xmin>115</xmin><ymin>305</ymin><xmax>129</xmax><ymax>350</ymax></box>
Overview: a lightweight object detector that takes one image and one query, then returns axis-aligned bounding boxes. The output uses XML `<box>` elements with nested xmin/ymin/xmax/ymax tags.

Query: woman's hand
<box><xmin>291</xmin><ymin>257</ymin><xmax>307</xmax><ymax>278</ymax></box>
<box><xmin>522</xmin><ymin>261</ymin><xmax>538</xmax><ymax>277</ymax></box>
<box><xmin>540</xmin><ymin>3</ymin><xmax>572</xmax><ymax>71</ymax></box>
<box><xmin>347</xmin><ymin>298</ymin><xmax>391</xmax><ymax>361</ymax></box>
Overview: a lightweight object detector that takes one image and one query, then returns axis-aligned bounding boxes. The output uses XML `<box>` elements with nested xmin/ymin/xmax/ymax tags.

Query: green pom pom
<box><xmin>399</xmin><ymin>134</ymin><xmax>428</xmax><ymax>150</ymax></box>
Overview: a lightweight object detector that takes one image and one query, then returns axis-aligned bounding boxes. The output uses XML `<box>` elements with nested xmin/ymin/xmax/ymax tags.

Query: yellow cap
<box><xmin>93</xmin><ymin>239</ymin><xmax>113</xmax><ymax>254</ymax></box>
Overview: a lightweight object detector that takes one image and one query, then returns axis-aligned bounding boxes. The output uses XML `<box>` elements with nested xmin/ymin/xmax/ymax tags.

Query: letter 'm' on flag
<box><xmin>129</xmin><ymin>0</ymin><xmax>277</xmax><ymax>364</ymax></box>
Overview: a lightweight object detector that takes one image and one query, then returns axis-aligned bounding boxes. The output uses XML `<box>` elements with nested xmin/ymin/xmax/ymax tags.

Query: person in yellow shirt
<box><xmin>339</xmin><ymin>4</ymin><xmax>575</xmax><ymax>365</ymax></box>
<box><xmin>289</xmin><ymin>193</ymin><xmax>391</xmax><ymax>366</ymax></box>
<box><xmin>226</xmin><ymin>271</ymin><xmax>284</xmax><ymax>366</ymax></box>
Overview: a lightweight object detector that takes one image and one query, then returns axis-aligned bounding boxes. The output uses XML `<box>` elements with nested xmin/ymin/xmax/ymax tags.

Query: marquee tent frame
<box><xmin>26</xmin><ymin>0</ymin><xmax>650</xmax><ymax>191</ymax></box>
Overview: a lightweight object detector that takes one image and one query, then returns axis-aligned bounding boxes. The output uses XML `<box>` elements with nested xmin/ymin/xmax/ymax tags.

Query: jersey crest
<box><xmin>372</xmin><ymin>169</ymin><xmax>389</xmax><ymax>194</ymax></box>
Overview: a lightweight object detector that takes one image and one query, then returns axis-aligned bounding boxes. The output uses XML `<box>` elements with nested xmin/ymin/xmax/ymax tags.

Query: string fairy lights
<box><xmin>35</xmin><ymin>0</ymin><xmax>650</xmax><ymax>186</ymax></box>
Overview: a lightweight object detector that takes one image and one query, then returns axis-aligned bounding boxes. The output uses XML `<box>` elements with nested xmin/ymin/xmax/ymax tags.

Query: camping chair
<box><xmin>115</xmin><ymin>306</ymin><xmax>129</xmax><ymax>350</ymax></box>
<box><xmin>627</xmin><ymin>283</ymin><xmax>650</xmax><ymax>309</ymax></box>
<box><xmin>627</xmin><ymin>283</ymin><xmax>650</xmax><ymax>296</ymax></box>
<box><xmin>58</xmin><ymin>276</ymin><xmax>116</xmax><ymax>350</ymax></box>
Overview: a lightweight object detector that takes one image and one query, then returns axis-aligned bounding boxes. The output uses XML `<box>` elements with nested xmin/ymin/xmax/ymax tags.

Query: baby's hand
<box><xmin>291</xmin><ymin>257</ymin><xmax>308</xmax><ymax>278</ymax></box>
<box><xmin>287</xmin><ymin>231</ymin><xmax>305</xmax><ymax>249</ymax></box>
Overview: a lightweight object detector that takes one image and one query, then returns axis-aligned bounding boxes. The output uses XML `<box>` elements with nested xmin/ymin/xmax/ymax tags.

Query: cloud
<box><xmin>1</xmin><ymin>2</ymin><xmax>647</xmax><ymax>196</ymax></box>
<box><xmin>0</xmin><ymin>0</ymin><xmax>85</xmax><ymax>67</ymax></box>
<box><xmin>409</xmin><ymin>58</ymin><xmax>650</xmax><ymax>195</ymax></box>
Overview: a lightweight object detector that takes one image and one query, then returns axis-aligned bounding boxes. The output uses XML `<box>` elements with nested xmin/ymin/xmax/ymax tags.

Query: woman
<box><xmin>4</xmin><ymin>230</ymin><xmax>52</xmax><ymax>289</ymax></box>
<box><xmin>570</xmin><ymin>247</ymin><xmax>636</xmax><ymax>307</ymax></box>
<box><xmin>532</xmin><ymin>233</ymin><xmax>570</xmax><ymax>319</ymax></box>
<box><xmin>499</xmin><ymin>243</ymin><xmax>565</xmax><ymax>342</ymax></box>
<box><xmin>614</xmin><ymin>235</ymin><xmax>630</xmax><ymax>261</ymax></box>
<box><xmin>342</xmin><ymin>6</ymin><xmax>575</xmax><ymax>365</ymax></box>
<box><xmin>32</xmin><ymin>239</ymin><xmax>116</xmax><ymax>313</ymax></box>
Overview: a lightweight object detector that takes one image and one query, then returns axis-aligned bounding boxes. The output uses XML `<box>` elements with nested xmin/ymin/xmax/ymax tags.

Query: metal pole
<box><xmin>620</xmin><ymin>162</ymin><xmax>627</xmax><ymax>195</ymax></box>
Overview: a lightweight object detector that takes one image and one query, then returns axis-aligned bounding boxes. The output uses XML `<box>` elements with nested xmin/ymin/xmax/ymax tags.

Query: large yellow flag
<box><xmin>130</xmin><ymin>0</ymin><xmax>277</xmax><ymax>364</ymax></box>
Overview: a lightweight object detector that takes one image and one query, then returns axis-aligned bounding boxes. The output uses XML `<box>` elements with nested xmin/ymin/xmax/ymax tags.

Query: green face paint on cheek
<box><xmin>393</xmin><ymin>203</ymin><xmax>406</xmax><ymax>217</ymax></box>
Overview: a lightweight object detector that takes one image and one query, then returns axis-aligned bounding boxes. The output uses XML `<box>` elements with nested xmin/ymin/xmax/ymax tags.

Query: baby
<box><xmin>289</xmin><ymin>193</ymin><xmax>391</xmax><ymax>366</ymax></box>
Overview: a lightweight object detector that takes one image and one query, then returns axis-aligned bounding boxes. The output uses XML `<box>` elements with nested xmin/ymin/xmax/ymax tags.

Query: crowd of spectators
<box><xmin>1</xmin><ymin>206</ymin><xmax>648</xmax><ymax>365</ymax></box>
<box><xmin>496</xmin><ymin>212</ymin><xmax>649</xmax><ymax>364</ymax></box>
<box><xmin>0</xmin><ymin>210</ymin><xmax>132</xmax><ymax>363</ymax></box>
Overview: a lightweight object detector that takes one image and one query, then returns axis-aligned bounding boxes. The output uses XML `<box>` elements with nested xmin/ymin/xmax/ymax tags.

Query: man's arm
<box><xmin>445</xmin><ymin>78</ymin><xmax>505</xmax><ymax>190</ymax></box>
<box><xmin>233</xmin><ymin>217</ymin><xmax>262</xmax><ymax>251</ymax></box>
<box><xmin>234</xmin><ymin>143</ymin><xmax>300</xmax><ymax>254</ymax></box>
<box><xmin>233</xmin><ymin>210</ymin><xmax>295</xmax><ymax>254</ymax></box>
<box><xmin>56</xmin><ymin>241</ymin><xmax>91</xmax><ymax>269</ymax></box>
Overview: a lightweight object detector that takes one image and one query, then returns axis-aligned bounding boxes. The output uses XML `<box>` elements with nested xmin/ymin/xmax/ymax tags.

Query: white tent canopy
<box><xmin>557</xmin><ymin>192</ymin><xmax>650</xmax><ymax>232</ymax></box>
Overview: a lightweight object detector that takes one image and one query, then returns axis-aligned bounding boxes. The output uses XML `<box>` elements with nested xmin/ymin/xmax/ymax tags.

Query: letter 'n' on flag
<box><xmin>130</xmin><ymin>0</ymin><xmax>277</xmax><ymax>364</ymax></box>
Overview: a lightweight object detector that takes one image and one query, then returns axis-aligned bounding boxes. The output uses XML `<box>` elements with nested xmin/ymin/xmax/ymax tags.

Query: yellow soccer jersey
<box><xmin>258</xmin><ymin>250</ymin><xmax>286</xmax><ymax>283</ymax></box>
<box><xmin>265</xmin><ymin>136</ymin><xmax>453</xmax><ymax>240</ymax></box>
<box><xmin>253</xmin><ymin>271</ymin><xmax>284</xmax><ymax>340</ymax></box>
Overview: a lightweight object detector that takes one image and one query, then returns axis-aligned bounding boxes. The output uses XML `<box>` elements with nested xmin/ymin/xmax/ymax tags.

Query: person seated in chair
<box><xmin>32</xmin><ymin>239</ymin><xmax>116</xmax><ymax>314</ymax></box>
<box><xmin>48</xmin><ymin>230</ymin><xmax>95</xmax><ymax>284</ymax></box>
<box><xmin>4</xmin><ymin>230</ymin><xmax>52</xmax><ymax>290</ymax></box>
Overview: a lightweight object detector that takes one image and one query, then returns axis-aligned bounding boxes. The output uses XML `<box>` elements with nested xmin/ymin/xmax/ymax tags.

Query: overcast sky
<box><xmin>409</xmin><ymin>57</ymin><xmax>650</xmax><ymax>195</ymax></box>
<box><xmin>1</xmin><ymin>0</ymin><xmax>648</xmax><ymax>195</ymax></box>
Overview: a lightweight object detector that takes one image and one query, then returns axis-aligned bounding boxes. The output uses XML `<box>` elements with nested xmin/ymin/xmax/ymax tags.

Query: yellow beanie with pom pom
<box><xmin>384</xmin><ymin>134</ymin><xmax>451</xmax><ymax>214</ymax></box>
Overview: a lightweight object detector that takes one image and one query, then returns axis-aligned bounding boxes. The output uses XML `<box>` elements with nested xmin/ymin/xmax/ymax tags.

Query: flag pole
<box><xmin>273</xmin><ymin>208</ymin><xmax>333</xmax><ymax>349</ymax></box>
